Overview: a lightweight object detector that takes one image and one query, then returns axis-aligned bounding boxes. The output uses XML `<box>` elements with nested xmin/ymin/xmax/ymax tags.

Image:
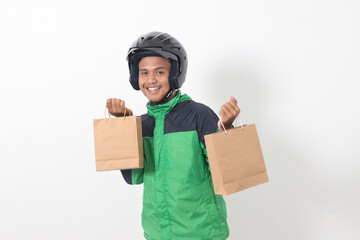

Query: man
<box><xmin>107</xmin><ymin>32</ymin><xmax>240</xmax><ymax>240</ymax></box>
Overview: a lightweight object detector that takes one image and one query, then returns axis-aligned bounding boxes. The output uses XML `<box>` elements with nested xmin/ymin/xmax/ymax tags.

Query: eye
<box><xmin>157</xmin><ymin>71</ymin><xmax>164</xmax><ymax>75</ymax></box>
<box><xmin>140</xmin><ymin>71</ymin><xmax>148</xmax><ymax>76</ymax></box>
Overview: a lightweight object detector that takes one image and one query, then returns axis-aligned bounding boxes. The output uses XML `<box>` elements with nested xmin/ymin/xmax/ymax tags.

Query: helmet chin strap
<box><xmin>149</xmin><ymin>89</ymin><xmax>175</xmax><ymax>106</ymax></box>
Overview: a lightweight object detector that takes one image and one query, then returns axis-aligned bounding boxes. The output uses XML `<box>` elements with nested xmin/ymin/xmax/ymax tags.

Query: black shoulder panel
<box><xmin>164</xmin><ymin>100</ymin><xmax>197</xmax><ymax>134</ymax></box>
<box><xmin>141</xmin><ymin>114</ymin><xmax>155</xmax><ymax>137</ymax></box>
<box><xmin>164</xmin><ymin>100</ymin><xmax>219</xmax><ymax>146</ymax></box>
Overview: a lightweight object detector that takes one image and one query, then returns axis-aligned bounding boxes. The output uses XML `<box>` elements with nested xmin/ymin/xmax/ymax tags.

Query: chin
<box><xmin>145</xmin><ymin>95</ymin><xmax>162</xmax><ymax>103</ymax></box>
<box><xmin>150</xmin><ymin>98</ymin><xmax>162</xmax><ymax>103</ymax></box>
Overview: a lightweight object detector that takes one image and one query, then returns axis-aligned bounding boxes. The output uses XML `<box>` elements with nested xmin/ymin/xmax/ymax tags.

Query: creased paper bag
<box><xmin>93</xmin><ymin>116</ymin><xmax>143</xmax><ymax>171</ymax></box>
<box><xmin>204</xmin><ymin>124</ymin><xmax>268</xmax><ymax>195</ymax></box>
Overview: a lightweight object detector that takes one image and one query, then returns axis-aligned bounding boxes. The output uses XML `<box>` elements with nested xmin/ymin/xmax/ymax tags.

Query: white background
<box><xmin>1</xmin><ymin>0</ymin><xmax>360</xmax><ymax>239</ymax></box>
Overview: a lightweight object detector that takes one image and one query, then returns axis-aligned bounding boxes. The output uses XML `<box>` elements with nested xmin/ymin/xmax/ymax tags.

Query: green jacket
<box><xmin>122</xmin><ymin>91</ymin><xmax>229</xmax><ymax>240</ymax></box>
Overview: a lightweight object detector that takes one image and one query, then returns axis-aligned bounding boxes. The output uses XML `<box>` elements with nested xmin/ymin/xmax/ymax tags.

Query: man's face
<box><xmin>138</xmin><ymin>56</ymin><xmax>171</xmax><ymax>103</ymax></box>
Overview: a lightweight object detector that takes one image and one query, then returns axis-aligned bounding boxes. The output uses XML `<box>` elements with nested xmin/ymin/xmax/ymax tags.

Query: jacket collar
<box><xmin>146</xmin><ymin>90</ymin><xmax>191</xmax><ymax>118</ymax></box>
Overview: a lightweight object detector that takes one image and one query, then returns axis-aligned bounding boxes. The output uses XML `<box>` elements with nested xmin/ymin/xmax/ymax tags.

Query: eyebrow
<box><xmin>139</xmin><ymin>67</ymin><xmax>167</xmax><ymax>71</ymax></box>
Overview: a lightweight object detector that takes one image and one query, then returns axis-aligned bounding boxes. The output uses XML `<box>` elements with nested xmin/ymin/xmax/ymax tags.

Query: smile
<box><xmin>147</xmin><ymin>87</ymin><xmax>160</xmax><ymax>91</ymax></box>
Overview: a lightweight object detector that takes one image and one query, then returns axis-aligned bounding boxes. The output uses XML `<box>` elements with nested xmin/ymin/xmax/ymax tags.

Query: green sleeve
<box><xmin>131</xmin><ymin>168</ymin><xmax>144</xmax><ymax>185</ymax></box>
<box><xmin>120</xmin><ymin>168</ymin><xmax>144</xmax><ymax>185</ymax></box>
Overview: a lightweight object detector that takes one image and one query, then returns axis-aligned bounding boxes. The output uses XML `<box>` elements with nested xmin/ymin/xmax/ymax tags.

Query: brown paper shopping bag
<box><xmin>93</xmin><ymin>114</ymin><xmax>144</xmax><ymax>171</ymax></box>
<box><xmin>204</xmin><ymin>124</ymin><xmax>268</xmax><ymax>195</ymax></box>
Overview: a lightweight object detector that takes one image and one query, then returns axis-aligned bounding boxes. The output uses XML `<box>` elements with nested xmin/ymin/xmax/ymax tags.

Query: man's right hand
<box><xmin>106</xmin><ymin>98</ymin><xmax>133</xmax><ymax>117</ymax></box>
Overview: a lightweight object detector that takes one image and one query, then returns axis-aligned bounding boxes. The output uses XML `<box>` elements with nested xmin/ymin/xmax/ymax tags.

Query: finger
<box><xmin>227</xmin><ymin>101</ymin><xmax>240</xmax><ymax>115</ymax></box>
<box><xmin>230</xmin><ymin>96</ymin><xmax>237</xmax><ymax>105</ymax></box>
<box><xmin>222</xmin><ymin>104</ymin><xmax>232</xmax><ymax>117</ymax></box>
<box><xmin>114</xmin><ymin>99</ymin><xmax>121</xmax><ymax>113</ymax></box>
<box><xmin>219</xmin><ymin>109</ymin><xmax>228</xmax><ymax>120</ymax></box>
<box><xmin>120</xmin><ymin>100</ymin><xmax>125</xmax><ymax>113</ymax></box>
<box><xmin>220</xmin><ymin>107</ymin><xmax>231</xmax><ymax>123</ymax></box>
<box><xmin>107</xmin><ymin>98</ymin><xmax>113</xmax><ymax>113</ymax></box>
<box><xmin>111</xmin><ymin>99</ymin><xmax>118</xmax><ymax>113</ymax></box>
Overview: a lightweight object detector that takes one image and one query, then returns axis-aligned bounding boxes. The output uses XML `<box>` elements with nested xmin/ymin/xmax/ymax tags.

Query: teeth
<box><xmin>148</xmin><ymin>87</ymin><xmax>159</xmax><ymax>91</ymax></box>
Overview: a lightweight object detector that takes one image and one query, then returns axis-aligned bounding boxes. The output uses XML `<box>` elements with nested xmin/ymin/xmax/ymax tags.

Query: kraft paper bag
<box><xmin>204</xmin><ymin>124</ymin><xmax>268</xmax><ymax>195</ymax></box>
<box><xmin>93</xmin><ymin>116</ymin><xmax>144</xmax><ymax>171</ymax></box>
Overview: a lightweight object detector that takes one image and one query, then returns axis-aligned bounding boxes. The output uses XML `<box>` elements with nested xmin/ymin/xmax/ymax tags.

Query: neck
<box><xmin>150</xmin><ymin>89</ymin><xmax>177</xmax><ymax>106</ymax></box>
<box><xmin>162</xmin><ymin>90</ymin><xmax>177</xmax><ymax>104</ymax></box>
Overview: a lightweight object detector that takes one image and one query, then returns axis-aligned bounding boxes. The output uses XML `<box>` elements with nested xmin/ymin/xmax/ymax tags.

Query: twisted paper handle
<box><xmin>104</xmin><ymin>106</ymin><xmax>127</xmax><ymax>120</ymax></box>
<box><xmin>219</xmin><ymin>116</ymin><xmax>244</xmax><ymax>135</ymax></box>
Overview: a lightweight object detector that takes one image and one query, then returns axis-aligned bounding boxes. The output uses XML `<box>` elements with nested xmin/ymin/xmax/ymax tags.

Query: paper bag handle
<box><xmin>104</xmin><ymin>106</ymin><xmax>127</xmax><ymax>120</ymax></box>
<box><xmin>219</xmin><ymin>116</ymin><xmax>245</xmax><ymax>135</ymax></box>
<box><xmin>104</xmin><ymin>106</ymin><xmax>111</xmax><ymax>119</ymax></box>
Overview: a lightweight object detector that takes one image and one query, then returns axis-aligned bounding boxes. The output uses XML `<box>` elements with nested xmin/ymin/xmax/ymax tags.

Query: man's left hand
<box><xmin>218</xmin><ymin>96</ymin><xmax>240</xmax><ymax>131</ymax></box>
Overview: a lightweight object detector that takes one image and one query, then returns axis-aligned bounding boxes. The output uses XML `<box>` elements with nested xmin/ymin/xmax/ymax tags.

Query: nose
<box><xmin>147</xmin><ymin>71</ymin><xmax>157</xmax><ymax>84</ymax></box>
